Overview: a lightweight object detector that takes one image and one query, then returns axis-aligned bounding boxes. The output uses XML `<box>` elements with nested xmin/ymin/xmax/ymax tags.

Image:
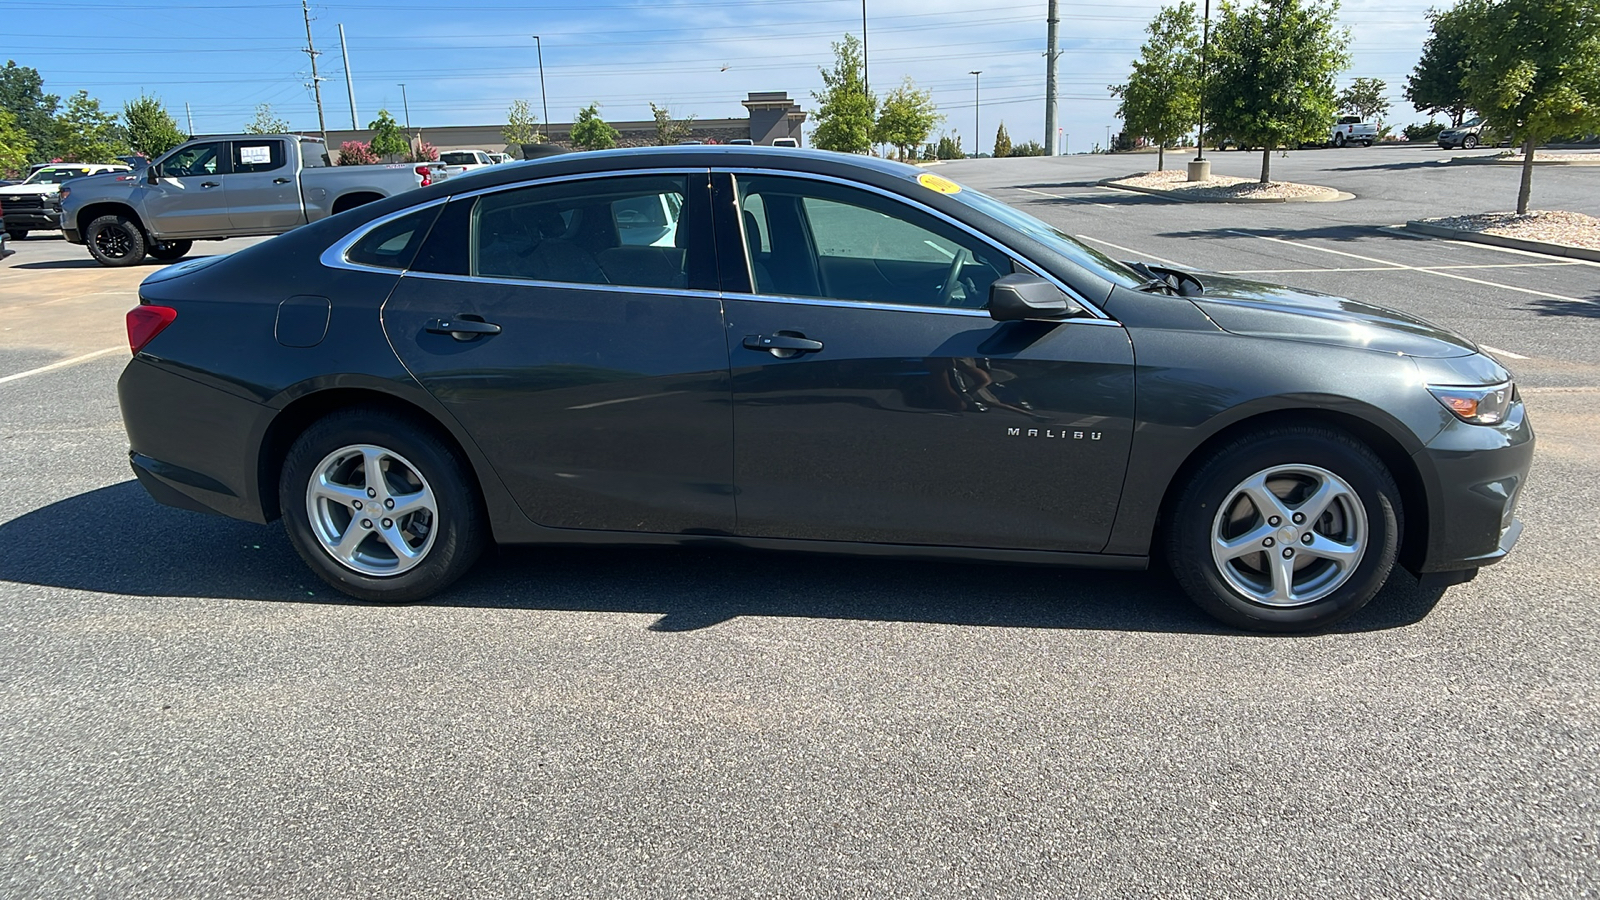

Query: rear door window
<box><xmin>231</xmin><ymin>140</ymin><xmax>287</xmax><ymax>174</ymax></box>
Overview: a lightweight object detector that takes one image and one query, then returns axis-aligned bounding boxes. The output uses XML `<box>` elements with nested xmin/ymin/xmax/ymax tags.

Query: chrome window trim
<box><xmin>720</xmin><ymin>167</ymin><xmax>1110</xmax><ymax>320</ymax></box>
<box><xmin>398</xmin><ymin>268</ymin><xmax>723</xmax><ymax>301</ymax></box>
<box><xmin>319</xmin><ymin>197</ymin><xmax>447</xmax><ymax>275</ymax></box>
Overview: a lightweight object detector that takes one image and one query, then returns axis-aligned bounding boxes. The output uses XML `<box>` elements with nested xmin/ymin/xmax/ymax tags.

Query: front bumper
<box><xmin>1411</xmin><ymin>399</ymin><xmax>1534</xmax><ymax>574</ymax></box>
<box><xmin>3</xmin><ymin>210</ymin><xmax>60</xmax><ymax>230</ymax></box>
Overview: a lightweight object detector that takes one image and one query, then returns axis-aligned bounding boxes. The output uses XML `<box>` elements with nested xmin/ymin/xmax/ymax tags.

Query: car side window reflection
<box><xmin>471</xmin><ymin>175</ymin><xmax>691</xmax><ymax>289</ymax></box>
<box><xmin>735</xmin><ymin>175</ymin><xmax>1008</xmax><ymax>310</ymax></box>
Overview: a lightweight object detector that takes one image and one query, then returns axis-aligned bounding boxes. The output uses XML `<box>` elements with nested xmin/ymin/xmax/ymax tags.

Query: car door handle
<box><xmin>426</xmin><ymin>317</ymin><xmax>502</xmax><ymax>340</ymax></box>
<box><xmin>743</xmin><ymin>333</ymin><xmax>823</xmax><ymax>354</ymax></box>
<box><xmin>200</xmin><ymin>181</ymin><xmax>220</xmax><ymax>188</ymax></box>
<box><xmin>273</xmin><ymin>177</ymin><xmax>291</xmax><ymax>184</ymax></box>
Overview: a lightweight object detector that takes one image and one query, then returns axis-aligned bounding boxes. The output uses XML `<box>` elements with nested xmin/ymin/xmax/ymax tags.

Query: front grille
<box><xmin>4</xmin><ymin>195</ymin><xmax>45</xmax><ymax>210</ymax></box>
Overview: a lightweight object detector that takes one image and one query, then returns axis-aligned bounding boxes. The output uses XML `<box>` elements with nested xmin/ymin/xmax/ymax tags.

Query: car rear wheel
<box><xmin>1360</xmin><ymin>140</ymin><xmax>1373</xmax><ymax>147</ymax></box>
<box><xmin>85</xmin><ymin>214</ymin><xmax>147</xmax><ymax>267</ymax></box>
<box><xmin>5</xmin><ymin>228</ymin><xmax>26</xmax><ymax>241</ymax></box>
<box><xmin>1333</xmin><ymin>133</ymin><xmax>1346</xmax><ymax>147</ymax></box>
<box><xmin>279</xmin><ymin>409</ymin><xmax>486</xmax><ymax>602</ymax></box>
<box><xmin>1166</xmin><ymin>425</ymin><xmax>1402</xmax><ymax>632</ymax></box>
<box><xmin>1463</xmin><ymin>134</ymin><xmax>1479</xmax><ymax>150</ymax></box>
<box><xmin>148</xmin><ymin>239</ymin><xmax>193</xmax><ymax>261</ymax></box>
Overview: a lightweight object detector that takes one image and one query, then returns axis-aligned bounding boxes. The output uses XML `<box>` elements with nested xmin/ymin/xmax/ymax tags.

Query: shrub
<box><xmin>407</xmin><ymin>141</ymin><xmax>439</xmax><ymax>162</ymax></box>
<box><xmin>1007</xmin><ymin>141</ymin><xmax>1047</xmax><ymax>157</ymax></box>
<box><xmin>1403</xmin><ymin>122</ymin><xmax>1446</xmax><ymax>141</ymax></box>
<box><xmin>337</xmin><ymin>140</ymin><xmax>379</xmax><ymax>165</ymax></box>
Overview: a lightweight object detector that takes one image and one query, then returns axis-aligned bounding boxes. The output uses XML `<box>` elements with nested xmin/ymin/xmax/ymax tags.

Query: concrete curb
<box><xmin>1405</xmin><ymin>220</ymin><xmax>1600</xmax><ymax>262</ymax></box>
<box><xmin>1446</xmin><ymin>156</ymin><xmax>1600</xmax><ymax>167</ymax></box>
<box><xmin>1099</xmin><ymin>177</ymin><xmax>1351</xmax><ymax>204</ymax></box>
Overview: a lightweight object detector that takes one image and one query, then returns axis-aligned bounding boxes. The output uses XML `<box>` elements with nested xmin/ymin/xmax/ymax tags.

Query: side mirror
<box><xmin>147</xmin><ymin>166</ymin><xmax>159</xmax><ymax>184</ymax></box>
<box><xmin>988</xmin><ymin>273</ymin><xmax>1083</xmax><ymax>321</ymax></box>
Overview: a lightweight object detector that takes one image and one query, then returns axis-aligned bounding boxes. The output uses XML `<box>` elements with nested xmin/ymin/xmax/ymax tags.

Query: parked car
<box><xmin>771</xmin><ymin>137</ymin><xmax>799</xmax><ymax>148</ymax></box>
<box><xmin>1438</xmin><ymin>117</ymin><xmax>1488</xmax><ymax>150</ymax></box>
<box><xmin>116</xmin><ymin>146</ymin><xmax>1532</xmax><ymax>632</ymax></box>
<box><xmin>1330</xmin><ymin>116</ymin><xmax>1377</xmax><ymax>147</ymax></box>
<box><xmin>485</xmin><ymin>152</ymin><xmax>512</xmax><ymax>165</ymax></box>
<box><xmin>58</xmin><ymin>134</ymin><xmax>446</xmax><ymax>266</ymax></box>
<box><xmin>437</xmin><ymin>149</ymin><xmax>496</xmax><ymax>178</ymax></box>
<box><xmin>1</xmin><ymin>162</ymin><xmax>131</xmax><ymax>239</ymax></box>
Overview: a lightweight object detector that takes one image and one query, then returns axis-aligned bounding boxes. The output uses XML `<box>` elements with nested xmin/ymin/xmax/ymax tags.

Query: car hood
<box><xmin>0</xmin><ymin>184</ymin><xmax>57</xmax><ymax>196</ymax></box>
<box><xmin>1187</xmin><ymin>273</ymin><xmax>1479</xmax><ymax>358</ymax></box>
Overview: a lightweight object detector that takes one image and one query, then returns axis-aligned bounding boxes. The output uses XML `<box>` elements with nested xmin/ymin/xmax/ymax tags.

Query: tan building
<box><xmin>316</xmin><ymin>92</ymin><xmax>807</xmax><ymax>161</ymax></box>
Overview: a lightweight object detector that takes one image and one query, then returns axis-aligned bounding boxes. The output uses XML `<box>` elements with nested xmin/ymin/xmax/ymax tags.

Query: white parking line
<box><xmin>1225</xmin><ymin>230</ymin><xmax>1600</xmax><ymax>306</ymax></box>
<box><xmin>1226</xmin><ymin>262</ymin><xmax>1579</xmax><ymax>274</ymax></box>
<box><xmin>1015</xmin><ymin>187</ymin><xmax>1118</xmax><ymax>211</ymax></box>
<box><xmin>1380</xmin><ymin>224</ymin><xmax>1600</xmax><ymax>269</ymax></box>
<box><xmin>1073</xmin><ymin>234</ymin><xmax>1188</xmax><ymax>267</ymax></box>
<box><xmin>0</xmin><ymin>346</ymin><xmax>124</xmax><ymax>386</ymax></box>
<box><xmin>1479</xmin><ymin>344</ymin><xmax>1530</xmax><ymax>360</ymax></box>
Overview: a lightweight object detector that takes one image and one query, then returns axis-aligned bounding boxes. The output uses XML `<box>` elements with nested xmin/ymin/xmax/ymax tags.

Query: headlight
<box><xmin>57</xmin><ymin>186</ymin><xmax>70</xmax><ymax>203</ymax></box>
<box><xmin>1428</xmin><ymin>381</ymin><xmax>1515</xmax><ymax>425</ymax></box>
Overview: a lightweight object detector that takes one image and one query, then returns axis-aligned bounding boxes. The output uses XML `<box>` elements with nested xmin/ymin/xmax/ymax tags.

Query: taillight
<box><xmin>127</xmin><ymin>305</ymin><xmax>177</xmax><ymax>354</ymax></box>
<box><xmin>415</xmin><ymin>165</ymin><xmax>432</xmax><ymax>187</ymax></box>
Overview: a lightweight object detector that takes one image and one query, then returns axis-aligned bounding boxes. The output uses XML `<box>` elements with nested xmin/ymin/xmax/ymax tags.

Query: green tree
<box><xmin>1338</xmin><ymin>76</ymin><xmax>1391</xmax><ymax>124</ymax></box>
<box><xmin>570</xmin><ymin>102</ymin><xmax>619</xmax><ymax>150</ymax></box>
<box><xmin>934</xmin><ymin>133</ymin><xmax>964</xmax><ymax>160</ymax></box>
<box><xmin>1456</xmin><ymin>0</ymin><xmax>1600</xmax><ymax>214</ymax></box>
<box><xmin>122</xmin><ymin>93</ymin><xmax>187</xmax><ymax>159</ymax></box>
<box><xmin>873</xmin><ymin>76</ymin><xmax>940</xmax><ymax>160</ymax></box>
<box><xmin>1405</xmin><ymin>6</ymin><xmax>1475</xmax><ymax>127</ymax></box>
<box><xmin>53</xmin><ymin>91</ymin><xmax>125</xmax><ymax>162</ymax></box>
<box><xmin>367</xmin><ymin>108</ymin><xmax>408</xmax><ymax>160</ymax></box>
<box><xmin>244</xmin><ymin>103</ymin><xmax>290</xmax><ymax>134</ymax></box>
<box><xmin>1205</xmin><ymin>0</ymin><xmax>1350</xmax><ymax>183</ymax></box>
<box><xmin>0</xmin><ymin>61</ymin><xmax>59</xmax><ymax>163</ymax></box>
<box><xmin>649</xmin><ymin>102</ymin><xmax>694</xmax><ymax>145</ymax></box>
<box><xmin>0</xmin><ymin>107</ymin><xmax>33</xmax><ymax>178</ymax></box>
<box><xmin>1109</xmin><ymin>1</ymin><xmax>1201</xmax><ymax>171</ymax></box>
<box><xmin>811</xmin><ymin>34</ymin><xmax>877</xmax><ymax>153</ymax></box>
<box><xmin>992</xmin><ymin>121</ymin><xmax>1012</xmax><ymax>159</ymax></box>
<box><xmin>504</xmin><ymin>99</ymin><xmax>541</xmax><ymax>145</ymax></box>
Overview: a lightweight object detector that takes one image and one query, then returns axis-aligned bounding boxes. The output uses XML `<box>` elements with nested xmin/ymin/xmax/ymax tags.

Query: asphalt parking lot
<box><xmin>2</xmin><ymin>148</ymin><xmax>1597</xmax><ymax>898</ymax></box>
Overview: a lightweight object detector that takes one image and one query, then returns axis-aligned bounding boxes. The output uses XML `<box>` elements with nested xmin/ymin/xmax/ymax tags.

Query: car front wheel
<box><xmin>148</xmin><ymin>239</ymin><xmax>193</xmax><ymax>261</ymax></box>
<box><xmin>279</xmin><ymin>409</ymin><xmax>486</xmax><ymax>602</ymax></box>
<box><xmin>1166</xmin><ymin>425</ymin><xmax>1402</xmax><ymax>632</ymax></box>
<box><xmin>1463</xmin><ymin>134</ymin><xmax>1479</xmax><ymax>150</ymax></box>
<box><xmin>85</xmin><ymin>214</ymin><xmax>147</xmax><ymax>266</ymax></box>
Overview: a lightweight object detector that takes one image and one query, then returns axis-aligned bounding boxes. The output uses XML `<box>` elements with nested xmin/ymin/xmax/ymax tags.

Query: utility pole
<box><xmin>398</xmin><ymin>83</ymin><xmax>412</xmax><ymax>135</ymax></box>
<box><xmin>970</xmin><ymin>71</ymin><xmax>982</xmax><ymax>158</ymax></box>
<box><xmin>861</xmin><ymin>0</ymin><xmax>869</xmax><ymax>95</ymax></box>
<box><xmin>1198</xmin><ymin>0</ymin><xmax>1210</xmax><ymax>161</ymax></box>
<box><xmin>1044</xmin><ymin>0</ymin><xmax>1059</xmax><ymax>156</ymax></box>
<box><xmin>300</xmin><ymin>0</ymin><xmax>328</xmax><ymax>146</ymax></box>
<box><xmin>531</xmin><ymin>35</ymin><xmax>550</xmax><ymax>141</ymax></box>
<box><xmin>338</xmin><ymin>23</ymin><xmax>358</xmax><ymax>130</ymax></box>
<box><xmin>184</xmin><ymin>101</ymin><xmax>194</xmax><ymax>135</ymax></box>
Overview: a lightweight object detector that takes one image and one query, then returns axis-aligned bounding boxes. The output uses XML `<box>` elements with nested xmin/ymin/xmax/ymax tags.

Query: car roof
<box><xmin>434</xmin><ymin>145</ymin><xmax>925</xmax><ymax>193</ymax></box>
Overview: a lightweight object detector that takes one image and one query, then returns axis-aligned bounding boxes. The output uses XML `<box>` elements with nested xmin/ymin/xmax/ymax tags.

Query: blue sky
<box><xmin>9</xmin><ymin>0</ymin><xmax>1447</xmax><ymax>153</ymax></box>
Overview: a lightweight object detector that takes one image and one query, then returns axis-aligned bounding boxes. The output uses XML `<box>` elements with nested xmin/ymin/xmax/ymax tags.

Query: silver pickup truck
<box><xmin>59</xmin><ymin>134</ymin><xmax>447</xmax><ymax>266</ymax></box>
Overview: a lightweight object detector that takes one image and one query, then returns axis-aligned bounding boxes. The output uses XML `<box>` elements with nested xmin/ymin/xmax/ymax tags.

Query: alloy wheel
<box><xmin>305</xmin><ymin>443</ymin><xmax>438</xmax><ymax>577</ymax></box>
<box><xmin>93</xmin><ymin>225</ymin><xmax>133</xmax><ymax>259</ymax></box>
<box><xmin>1209</xmin><ymin>464</ymin><xmax>1368</xmax><ymax>607</ymax></box>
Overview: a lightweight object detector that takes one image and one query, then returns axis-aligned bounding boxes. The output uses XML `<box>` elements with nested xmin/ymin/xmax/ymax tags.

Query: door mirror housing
<box><xmin>147</xmin><ymin>166</ymin><xmax>159</xmax><ymax>184</ymax></box>
<box><xmin>988</xmin><ymin>273</ymin><xmax>1083</xmax><ymax>321</ymax></box>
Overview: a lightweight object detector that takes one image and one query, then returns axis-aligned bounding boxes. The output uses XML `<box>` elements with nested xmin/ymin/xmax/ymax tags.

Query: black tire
<box><xmin>85</xmin><ymin>214</ymin><xmax>147</xmax><ymax>267</ymax></box>
<box><xmin>1463</xmin><ymin>134</ymin><xmax>1479</xmax><ymax>150</ymax></box>
<box><xmin>1360</xmin><ymin>140</ymin><xmax>1373</xmax><ymax>147</ymax></box>
<box><xmin>1165</xmin><ymin>425</ymin><xmax>1402</xmax><ymax>632</ymax></box>
<box><xmin>5</xmin><ymin>228</ymin><xmax>26</xmax><ymax>241</ymax></box>
<box><xmin>147</xmin><ymin>239</ymin><xmax>193</xmax><ymax>261</ymax></box>
<box><xmin>279</xmin><ymin>408</ymin><xmax>487</xmax><ymax>603</ymax></box>
<box><xmin>1332</xmin><ymin>133</ymin><xmax>1346</xmax><ymax>148</ymax></box>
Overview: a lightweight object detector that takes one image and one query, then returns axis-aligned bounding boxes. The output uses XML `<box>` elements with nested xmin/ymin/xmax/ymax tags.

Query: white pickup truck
<box><xmin>1329</xmin><ymin>116</ymin><xmax>1378</xmax><ymax>147</ymax></box>
<box><xmin>58</xmin><ymin>134</ymin><xmax>448</xmax><ymax>266</ymax></box>
<box><xmin>437</xmin><ymin>149</ymin><xmax>497</xmax><ymax>178</ymax></box>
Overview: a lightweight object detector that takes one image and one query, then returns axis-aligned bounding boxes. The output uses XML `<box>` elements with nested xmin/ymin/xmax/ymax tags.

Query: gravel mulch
<box><xmin>1108</xmin><ymin>169</ymin><xmax>1341</xmax><ymax>201</ymax></box>
<box><xmin>1493</xmin><ymin>152</ymin><xmax>1600</xmax><ymax>162</ymax></box>
<box><xmin>1417</xmin><ymin>210</ymin><xmax>1600</xmax><ymax>251</ymax></box>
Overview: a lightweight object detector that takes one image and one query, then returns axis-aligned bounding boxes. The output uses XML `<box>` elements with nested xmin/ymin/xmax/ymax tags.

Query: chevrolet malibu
<box><xmin>118</xmin><ymin>147</ymin><xmax>1532</xmax><ymax>632</ymax></box>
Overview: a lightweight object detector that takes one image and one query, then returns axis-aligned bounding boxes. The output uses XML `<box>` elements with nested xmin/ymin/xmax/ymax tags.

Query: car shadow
<box><xmin>0</xmin><ymin>481</ymin><xmax>1446</xmax><ymax>636</ymax></box>
<box><xmin>1525</xmin><ymin>296</ymin><xmax>1600</xmax><ymax>318</ymax></box>
<box><xmin>12</xmin><ymin>257</ymin><xmax>203</xmax><ymax>270</ymax></box>
<box><xmin>1324</xmin><ymin>160</ymin><xmax>1457</xmax><ymax>173</ymax></box>
<box><xmin>1157</xmin><ymin>223</ymin><xmax>1434</xmax><ymax>245</ymax></box>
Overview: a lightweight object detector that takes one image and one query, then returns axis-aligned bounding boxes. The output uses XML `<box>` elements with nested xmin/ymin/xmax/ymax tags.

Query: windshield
<box><xmin>24</xmin><ymin>167</ymin><xmax>102</xmax><ymax>185</ymax></box>
<box><xmin>1460</xmin><ymin>117</ymin><xmax>1483</xmax><ymax>128</ymax></box>
<box><xmin>949</xmin><ymin>184</ymin><xmax>1147</xmax><ymax>288</ymax></box>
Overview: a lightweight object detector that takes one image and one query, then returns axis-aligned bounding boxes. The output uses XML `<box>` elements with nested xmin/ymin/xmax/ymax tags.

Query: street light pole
<box><xmin>532</xmin><ymin>35</ymin><xmax>550</xmax><ymax>142</ymax></box>
<box><xmin>970</xmin><ymin>70</ymin><xmax>982</xmax><ymax>158</ymax></box>
<box><xmin>398</xmin><ymin>82</ymin><xmax>412</xmax><ymax>137</ymax></box>
<box><xmin>861</xmin><ymin>0</ymin><xmax>869</xmax><ymax>95</ymax></box>
<box><xmin>1197</xmin><ymin>0</ymin><xmax>1210</xmax><ymax>161</ymax></box>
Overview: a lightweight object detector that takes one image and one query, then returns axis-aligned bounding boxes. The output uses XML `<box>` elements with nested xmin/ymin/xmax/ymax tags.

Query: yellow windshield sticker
<box><xmin>917</xmin><ymin>172</ymin><xmax>962</xmax><ymax>194</ymax></box>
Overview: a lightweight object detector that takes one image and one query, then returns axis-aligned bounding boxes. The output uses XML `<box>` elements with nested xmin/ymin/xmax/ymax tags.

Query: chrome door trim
<box><xmin>319</xmin><ymin>196</ymin><xmax>448</xmax><ymax>275</ymax></box>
